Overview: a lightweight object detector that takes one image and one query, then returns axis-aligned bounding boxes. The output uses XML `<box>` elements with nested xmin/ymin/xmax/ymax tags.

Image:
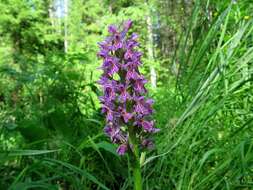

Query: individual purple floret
<box><xmin>98</xmin><ymin>20</ymin><xmax>159</xmax><ymax>155</ymax></box>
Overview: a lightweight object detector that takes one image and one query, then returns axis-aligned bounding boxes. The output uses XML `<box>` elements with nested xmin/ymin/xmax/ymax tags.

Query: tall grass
<box><xmin>147</xmin><ymin>1</ymin><xmax>253</xmax><ymax>189</ymax></box>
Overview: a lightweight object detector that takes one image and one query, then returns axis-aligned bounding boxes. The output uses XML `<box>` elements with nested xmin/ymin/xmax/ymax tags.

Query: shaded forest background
<box><xmin>0</xmin><ymin>0</ymin><xmax>253</xmax><ymax>189</ymax></box>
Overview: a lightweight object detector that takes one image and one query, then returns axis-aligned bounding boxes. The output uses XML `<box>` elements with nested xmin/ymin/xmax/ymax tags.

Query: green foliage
<box><xmin>0</xmin><ymin>0</ymin><xmax>252</xmax><ymax>189</ymax></box>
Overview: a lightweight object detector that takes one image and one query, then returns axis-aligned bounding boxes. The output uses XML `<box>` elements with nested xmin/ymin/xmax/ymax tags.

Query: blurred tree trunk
<box><xmin>64</xmin><ymin>0</ymin><xmax>68</xmax><ymax>53</ymax></box>
<box><xmin>146</xmin><ymin>0</ymin><xmax>157</xmax><ymax>88</ymax></box>
<box><xmin>48</xmin><ymin>2</ymin><xmax>55</xmax><ymax>28</ymax></box>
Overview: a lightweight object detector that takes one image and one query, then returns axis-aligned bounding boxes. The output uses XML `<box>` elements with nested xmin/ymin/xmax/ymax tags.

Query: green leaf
<box><xmin>0</xmin><ymin>149</ymin><xmax>59</xmax><ymax>157</ymax></box>
<box><xmin>43</xmin><ymin>158</ymin><xmax>110</xmax><ymax>190</ymax></box>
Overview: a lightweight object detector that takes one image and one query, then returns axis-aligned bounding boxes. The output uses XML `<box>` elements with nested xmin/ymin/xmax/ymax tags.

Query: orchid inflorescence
<box><xmin>97</xmin><ymin>20</ymin><xmax>159</xmax><ymax>155</ymax></box>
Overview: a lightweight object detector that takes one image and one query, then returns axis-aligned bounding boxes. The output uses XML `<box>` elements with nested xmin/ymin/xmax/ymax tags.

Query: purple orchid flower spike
<box><xmin>97</xmin><ymin>20</ymin><xmax>158</xmax><ymax>157</ymax></box>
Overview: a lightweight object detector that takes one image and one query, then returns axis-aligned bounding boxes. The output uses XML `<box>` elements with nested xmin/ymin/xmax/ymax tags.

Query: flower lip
<box><xmin>108</xmin><ymin>25</ymin><xmax>118</xmax><ymax>34</ymax></box>
<box><xmin>123</xmin><ymin>20</ymin><xmax>133</xmax><ymax>31</ymax></box>
<box><xmin>142</xmin><ymin>139</ymin><xmax>154</xmax><ymax>149</ymax></box>
<box><xmin>117</xmin><ymin>144</ymin><xmax>128</xmax><ymax>155</ymax></box>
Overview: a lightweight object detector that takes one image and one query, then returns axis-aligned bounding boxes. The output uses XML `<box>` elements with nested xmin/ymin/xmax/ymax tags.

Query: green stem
<box><xmin>129</xmin><ymin>126</ymin><xmax>142</xmax><ymax>190</ymax></box>
<box><xmin>132</xmin><ymin>159</ymin><xmax>142</xmax><ymax>190</ymax></box>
